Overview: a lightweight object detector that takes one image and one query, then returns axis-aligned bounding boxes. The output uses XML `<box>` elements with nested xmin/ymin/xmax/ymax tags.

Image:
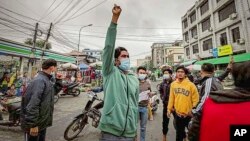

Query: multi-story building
<box><xmin>82</xmin><ymin>48</ymin><xmax>102</xmax><ymax>61</ymax></box>
<box><xmin>151</xmin><ymin>41</ymin><xmax>184</xmax><ymax>67</ymax></box>
<box><xmin>182</xmin><ymin>0</ymin><xmax>250</xmax><ymax>62</ymax></box>
<box><xmin>136</xmin><ymin>55</ymin><xmax>152</xmax><ymax>67</ymax></box>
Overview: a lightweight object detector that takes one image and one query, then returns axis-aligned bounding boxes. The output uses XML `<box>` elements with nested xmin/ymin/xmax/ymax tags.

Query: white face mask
<box><xmin>163</xmin><ymin>74</ymin><xmax>170</xmax><ymax>80</ymax></box>
<box><xmin>138</xmin><ymin>74</ymin><xmax>147</xmax><ymax>80</ymax></box>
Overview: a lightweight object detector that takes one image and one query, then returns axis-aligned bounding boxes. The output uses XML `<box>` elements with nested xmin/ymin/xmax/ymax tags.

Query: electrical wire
<box><xmin>39</xmin><ymin>0</ymin><xmax>66</xmax><ymax>21</ymax></box>
<box><xmin>64</xmin><ymin>0</ymin><xmax>93</xmax><ymax>21</ymax></box>
<box><xmin>54</xmin><ymin>0</ymin><xmax>83</xmax><ymax>24</ymax></box>
<box><xmin>0</xmin><ymin>5</ymin><xmax>49</xmax><ymax>24</ymax></box>
<box><xmin>53</xmin><ymin>0</ymin><xmax>74</xmax><ymax>22</ymax></box>
<box><xmin>56</xmin><ymin>0</ymin><xmax>108</xmax><ymax>24</ymax></box>
<box><xmin>39</xmin><ymin>0</ymin><xmax>57</xmax><ymax>21</ymax></box>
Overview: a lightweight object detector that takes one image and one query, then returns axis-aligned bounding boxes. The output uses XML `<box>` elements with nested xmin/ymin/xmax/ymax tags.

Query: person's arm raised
<box><xmin>102</xmin><ymin>4</ymin><xmax>122</xmax><ymax>76</ymax></box>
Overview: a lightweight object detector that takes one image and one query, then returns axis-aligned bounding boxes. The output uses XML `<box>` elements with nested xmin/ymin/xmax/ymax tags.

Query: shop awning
<box><xmin>195</xmin><ymin>53</ymin><xmax>250</xmax><ymax>65</ymax></box>
<box><xmin>180</xmin><ymin>60</ymin><xmax>197</xmax><ymax>66</ymax></box>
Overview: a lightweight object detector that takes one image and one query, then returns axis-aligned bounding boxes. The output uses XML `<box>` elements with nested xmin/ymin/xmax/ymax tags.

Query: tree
<box><xmin>24</xmin><ymin>38</ymin><xmax>52</xmax><ymax>50</ymax></box>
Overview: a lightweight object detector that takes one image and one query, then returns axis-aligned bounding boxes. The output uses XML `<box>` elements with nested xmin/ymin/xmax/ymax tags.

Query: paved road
<box><xmin>0</xmin><ymin>80</ymin><xmax>177</xmax><ymax>141</ymax></box>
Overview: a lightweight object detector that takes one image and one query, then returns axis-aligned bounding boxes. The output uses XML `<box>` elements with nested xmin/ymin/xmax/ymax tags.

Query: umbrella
<box><xmin>186</xmin><ymin>64</ymin><xmax>201</xmax><ymax>71</ymax></box>
<box><xmin>59</xmin><ymin>63</ymin><xmax>78</xmax><ymax>70</ymax></box>
<box><xmin>89</xmin><ymin>61</ymin><xmax>102</xmax><ymax>67</ymax></box>
<box><xmin>79</xmin><ymin>63</ymin><xmax>89</xmax><ymax>70</ymax></box>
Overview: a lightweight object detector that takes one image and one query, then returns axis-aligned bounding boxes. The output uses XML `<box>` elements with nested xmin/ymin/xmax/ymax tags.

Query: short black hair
<box><xmin>232</xmin><ymin>61</ymin><xmax>250</xmax><ymax>89</ymax></box>
<box><xmin>42</xmin><ymin>59</ymin><xmax>57</xmax><ymax>70</ymax></box>
<box><xmin>176</xmin><ymin>65</ymin><xmax>188</xmax><ymax>74</ymax></box>
<box><xmin>137</xmin><ymin>66</ymin><xmax>147</xmax><ymax>72</ymax></box>
<box><xmin>201</xmin><ymin>63</ymin><xmax>215</xmax><ymax>73</ymax></box>
<box><xmin>162</xmin><ymin>69</ymin><xmax>173</xmax><ymax>74</ymax></box>
<box><xmin>115</xmin><ymin>47</ymin><xmax>127</xmax><ymax>59</ymax></box>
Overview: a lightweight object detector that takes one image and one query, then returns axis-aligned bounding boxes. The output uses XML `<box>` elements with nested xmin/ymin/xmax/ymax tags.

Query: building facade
<box><xmin>182</xmin><ymin>0</ymin><xmax>250</xmax><ymax>61</ymax></box>
<box><xmin>136</xmin><ymin>55</ymin><xmax>152</xmax><ymax>67</ymax></box>
<box><xmin>151</xmin><ymin>41</ymin><xmax>184</xmax><ymax>67</ymax></box>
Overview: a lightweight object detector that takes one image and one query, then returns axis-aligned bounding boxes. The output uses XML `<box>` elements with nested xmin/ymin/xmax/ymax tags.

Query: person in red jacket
<box><xmin>189</xmin><ymin>61</ymin><xmax>250</xmax><ymax>141</ymax></box>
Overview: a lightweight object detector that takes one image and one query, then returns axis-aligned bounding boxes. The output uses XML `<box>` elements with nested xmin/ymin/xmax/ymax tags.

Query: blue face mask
<box><xmin>138</xmin><ymin>74</ymin><xmax>147</xmax><ymax>80</ymax></box>
<box><xmin>119</xmin><ymin>58</ymin><xmax>130</xmax><ymax>71</ymax></box>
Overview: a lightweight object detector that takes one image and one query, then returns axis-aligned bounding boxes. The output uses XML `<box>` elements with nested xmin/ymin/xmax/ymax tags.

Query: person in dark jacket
<box><xmin>188</xmin><ymin>62</ymin><xmax>232</xmax><ymax>141</ymax></box>
<box><xmin>21</xmin><ymin>59</ymin><xmax>57</xmax><ymax>141</ymax></box>
<box><xmin>190</xmin><ymin>61</ymin><xmax>250</xmax><ymax>141</ymax></box>
<box><xmin>158</xmin><ymin>69</ymin><xmax>172</xmax><ymax>141</ymax></box>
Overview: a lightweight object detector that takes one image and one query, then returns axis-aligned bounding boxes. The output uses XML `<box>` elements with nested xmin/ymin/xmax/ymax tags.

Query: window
<box><xmin>191</xmin><ymin>26</ymin><xmax>197</xmax><ymax>38</ymax></box>
<box><xmin>200</xmin><ymin>1</ymin><xmax>209</xmax><ymax>15</ymax></box>
<box><xmin>192</xmin><ymin>44</ymin><xmax>199</xmax><ymax>54</ymax></box>
<box><xmin>218</xmin><ymin>1</ymin><xmax>236</xmax><ymax>22</ymax></box>
<box><xmin>183</xmin><ymin>19</ymin><xmax>188</xmax><ymax>28</ymax></box>
<box><xmin>201</xmin><ymin>18</ymin><xmax>211</xmax><ymax>32</ymax></box>
<box><xmin>203</xmin><ymin>38</ymin><xmax>213</xmax><ymax>51</ymax></box>
<box><xmin>232</xmin><ymin>27</ymin><xmax>240</xmax><ymax>43</ymax></box>
<box><xmin>190</xmin><ymin>12</ymin><xmax>196</xmax><ymax>23</ymax></box>
<box><xmin>220</xmin><ymin>32</ymin><xmax>228</xmax><ymax>45</ymax></box>
<box><xmin>186</xmin><ymin>47</ymin><xmax>190</xmax><ymax>56</ymax></box>
<box><xmin>178</xmin><ymin>55</ymin><xmax>182</xmax><ymax>60</ymax></box>
<box><xmin>184</xmin><ymin>32</ymin><xmax>189</xmax><ymax>42</ymax></box>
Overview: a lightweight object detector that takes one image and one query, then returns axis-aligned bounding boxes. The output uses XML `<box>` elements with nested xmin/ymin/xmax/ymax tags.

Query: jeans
<box><xmin>139</xmin><ymin>106</ymin><xmax>148</xmax><ymax>141</ymax></box>
<box><xmin>24</xmin><ymin>129</ymin><xmax>46</xmax><ymax>141</ymax></box>
<box><xmin>162</xmin><ymin>103</ymin><xmax>170</xmax><ymax>135</ymax></box>
<box><xmin>99</xmin><ymin>132</ymin><xmax>135</xmax><ymax>141</ymax></box>
<box><xmin>173</xmin><ymin>112</ymin><xmax>191</xmax><ymax>141</ymax></box>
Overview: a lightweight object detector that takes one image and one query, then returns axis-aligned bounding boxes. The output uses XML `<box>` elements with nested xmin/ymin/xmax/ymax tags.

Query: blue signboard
<box><xmin>212</xmin><ymin>48</ymin><xmax>218</xmax><ymax>58</ymax></box>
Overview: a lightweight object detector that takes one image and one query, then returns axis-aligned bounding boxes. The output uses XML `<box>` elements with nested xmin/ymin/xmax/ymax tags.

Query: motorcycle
<box><xmin>0</xmin><ymin>94</ymin><xmax>21</xmax><ymax>127</ymax></box>
<box><xmin>60</xmin><ymin>82</ymin><xmax>81</xmax><ymax>97</ymax></box>
<box><xmin>64</xmin><ymin>91</ymin><xmax>103</xmax><ymax>141</ymax></box>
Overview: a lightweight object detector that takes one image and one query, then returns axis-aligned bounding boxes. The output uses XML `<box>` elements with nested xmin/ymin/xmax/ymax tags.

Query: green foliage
<box><xmin>24</xmin><ymin>38</ymin><xmax>52</xmax><ymax>50</ymax></box>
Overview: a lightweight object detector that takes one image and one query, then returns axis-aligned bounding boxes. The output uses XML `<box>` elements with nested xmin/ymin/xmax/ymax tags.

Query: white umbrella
<box><xmin>89</xmin><ymin>61</ymin><xmax>102</xmax><ymax>67</ymax></box>
<box><xmin>60</xmin><ymin>63</ymin><xmax>78</xmax><ymax>70</ymax></box>
<box><xmin>186</xmin><ymin>64</ymin><xmax>201</xmax><ymax>71</ymax></box>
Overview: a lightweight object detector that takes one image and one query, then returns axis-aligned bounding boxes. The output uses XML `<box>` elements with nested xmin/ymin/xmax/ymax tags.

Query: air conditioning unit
<box><xmin>208</xmin><ymin>27</ymin><xmax>213</xmax><ymax>32</ymax></box>
<box><xmin>237</xmin><ymin>38</ymin><xmax>245</xmax><ymax>45</ymax></box>
<box><xmin>194</xmin><ymin>35</ymin><xmax>198</xmax><ymax>39</ymax></box>
<box><xmin>230</xmin><ymin>13</ymin><xmax>238</xmax><ymax>20</ymax></box>
<box><xmin>209</xmin><ymin>49</ymin><xmax>213</xmax><ymax>53</ymax></box>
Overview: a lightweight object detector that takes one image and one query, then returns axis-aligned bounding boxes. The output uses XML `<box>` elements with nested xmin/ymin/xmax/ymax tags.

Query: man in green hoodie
<box><xmin>98</xmin><ymin>4</ymin><xmax>140</xmax><ymax>141</ymax></box>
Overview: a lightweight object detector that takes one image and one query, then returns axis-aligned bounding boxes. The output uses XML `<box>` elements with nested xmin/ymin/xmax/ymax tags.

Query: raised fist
<box><xmin>112</xmin><ymin>4</ymin><xmax>122</xmax><ymax>17</ymax></box>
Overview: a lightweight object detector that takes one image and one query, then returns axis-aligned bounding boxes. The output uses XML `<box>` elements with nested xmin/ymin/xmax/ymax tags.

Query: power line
<box><xmin>14</xmin><ymin>0</ymin><xmax>42</xmax><ymax>17</ymax></box>
<box><xmin>64</xmin><ymin>0</ymin><xmax>93</xmax><ymax>21</ymax></box>
<box><xmin>0</xmin><ymin>17</ymin><xmax>34</xmax><ymax>31</ymax></box>
<box><xmin>39</xmin><ymin>0</ymin><xmax>57</xmax><ymax>21</ymax></box>
<box><xmin>57</xmin><ymin>0</ymin><xmax>108</xmax><ymax>24</ymax></box>
<box><xmin>0</xmin><ymin>5</ymin><xmax>49</xmax><ymax>24</ymax></box>
<box><xmin>40</xmin><ymin>0</ymin><xmax>67</xmax><ymax>21</ymax></box>
<box><xmin>54</xmin><ymin>0</ymin><xmax>83</xmax><ymax>24</ymax></box>
<box><xmin>0</xmin><ymin>10</ymin><xmax>35</xmax><ymax>27</ymax></box>
<box><xmin>53</xmin><ymin>0</ymin><xmax>74</xmax><ymax>22</ymax></box>
<box><xmin>0</xmin><ymin>22</ymin><xmax>32</xmax><ymax>36</ymax></box>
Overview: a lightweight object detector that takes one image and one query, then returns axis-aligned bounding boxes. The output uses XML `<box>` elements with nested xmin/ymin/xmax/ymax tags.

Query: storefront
<box><xmin>0</xmin><ymin>37</ymin><xmax>76</xmax><ymax>77</ymax></box>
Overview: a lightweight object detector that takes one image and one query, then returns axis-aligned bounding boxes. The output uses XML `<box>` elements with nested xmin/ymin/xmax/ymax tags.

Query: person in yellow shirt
<box><xmin>167</xmin><ymin>66</ymin><xmax>199</xmax><ymax>141</ymax></box>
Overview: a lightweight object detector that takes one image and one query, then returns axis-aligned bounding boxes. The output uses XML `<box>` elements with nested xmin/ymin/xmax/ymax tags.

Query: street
<box><xmin>0</xmin><ymin>80</ymin><xmax>176</xmax><ymax>141</ymax></box>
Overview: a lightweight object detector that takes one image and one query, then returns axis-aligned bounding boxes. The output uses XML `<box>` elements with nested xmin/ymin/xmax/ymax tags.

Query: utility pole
<box><xmin>40</xmin><ymin>23</ymin><xmax>53</xmax><ymax>68</ymax></box>
<box><xmin>28</xmin><ymin>23</ymin><xmax>38</xmax><ymax>78</ymax></box>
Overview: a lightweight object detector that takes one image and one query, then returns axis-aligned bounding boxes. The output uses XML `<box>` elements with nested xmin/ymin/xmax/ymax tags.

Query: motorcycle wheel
<box><xmin>72</xmin><ymin>89</ymin><xmax>81</xmax><ymax>97</ymax></box>
<box><xmin>54</xmin><ymin>95</ymin><xmax>59</xmax><ymax>104</ymax></box>
<box><xmin>64</xmin><ymin>115</ymin><xmax>88</xmax><ymax>141</ymax></box>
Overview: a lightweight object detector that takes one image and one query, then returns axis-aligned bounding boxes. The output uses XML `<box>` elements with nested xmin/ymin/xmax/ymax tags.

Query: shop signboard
<box><xmin>218</xmin><ymin>45</ymin><xmax>233</xmax><ymax>57</ymax></box>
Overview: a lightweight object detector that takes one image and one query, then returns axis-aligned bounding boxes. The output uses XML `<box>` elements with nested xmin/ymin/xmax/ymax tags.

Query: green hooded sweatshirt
<box><xmin>98</xmin><ymin>22</ymin><xmax>139</xmax><ymax>137</ymax></box>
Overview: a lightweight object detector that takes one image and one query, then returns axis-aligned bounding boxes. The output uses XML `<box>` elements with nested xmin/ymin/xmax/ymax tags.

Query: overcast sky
<box><xmin>0</xmin><ymin>0</ymin><xmax>196</xmax><ymax>66</ymax></box>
